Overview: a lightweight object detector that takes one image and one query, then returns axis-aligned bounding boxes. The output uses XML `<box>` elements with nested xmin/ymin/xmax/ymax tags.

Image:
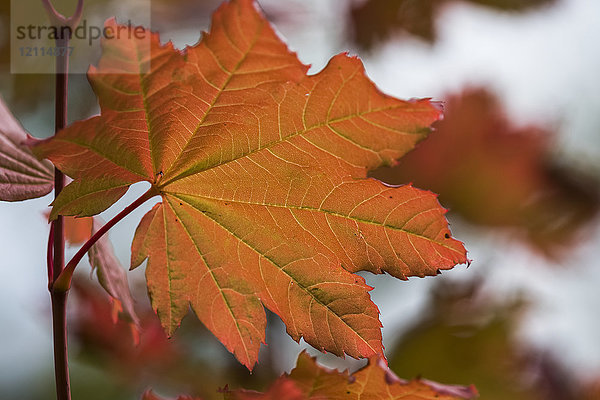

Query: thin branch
<box><xmin>53</xmin><ymin>186</ymin><xmax>159</xmax><ymax>293</ymax></box>
<box><xmin>43</xmin><ymin>1</ymin><xmax>84</xmax><ymax>399</ymax></box>
<box><xmin>51</xmin><ymin>31</ymin><xmax>69</xmax><ymax>400</ymax></box>
<box><xmin>47</xmin><ymin>221</ymin><xmax>55</xmax><ymax>287</ymax></box>
<box><xmin>50</xmin><ymin>291</ymin><xmax>69</xmax><ymax>400</ymax></box>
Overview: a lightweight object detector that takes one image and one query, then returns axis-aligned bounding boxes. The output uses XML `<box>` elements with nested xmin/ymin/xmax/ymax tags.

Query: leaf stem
<box><xmin>53</xmin><ymin>186</ymin><xmax>159</xmax><ymax>293</ymax></box>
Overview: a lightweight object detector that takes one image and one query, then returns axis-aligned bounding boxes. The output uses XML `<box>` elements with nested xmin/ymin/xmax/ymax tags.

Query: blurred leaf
<box><xmin>142</xmin><ymin>389</ymin><xmax>203</xmax><ymax>400</ymax></box>
<box><xmin>351</xmin><ymin>0</ymin><xmax>438</xmax><ymax>48</ymax></box>
<box><xmin>62</xmin><ymin>215</ymin><xmax>94</xmax><ymax>245</ymax></box>
<box><xmin>70</xmin><ymin>277</ymin><xmax>275</xmax><ymax>400</ymax></box>
<box><xmin>583</xmin><ymin>380</ymin><xmax>600</xmax><ymax>400</ymax></box>
<box><xmin>371</xmin><ymin>88</ymin><xmax>600</xmax><ymax>255</ymax></box>
<box><xmin>56</xmin><ymin>212</ymin><xmax>140</xmax><ymax>326</ymax></box>
<box><xmin>0</xmin><ymin>96</ymin><xmax>54</xmax><ymax>201</ymax></box>
<box><xmin>350</xmin><ymin>0</ymin><xmax>557</xmax><ymax>49</ymax></box>
<box><xmin>225</xmin><ymin>351</ymin><xmax>478</xmax><ymax>399</ymax></box>
<box><xmin>387</xmin><ymin>280</ymin><xmax>585</xmax><ymax>400</ymax></box>
<box><xmin>71</xmin><ymin>278</ymin><xmax>174</xmax><ymax>376</ymax></box>
<box><xmin>467</xmin><ymin>0</ymin><xmax>556</xmax><ymax>10</ymax></box>
<box><xmin>222</xmin><ymin>378</ymin><xmax>304</xmax><ymax>400</ymax></box>
<box><xmin>89</xmin><ymin>217</ymin><xmax>139</xmax><ymax>327</ymax></box>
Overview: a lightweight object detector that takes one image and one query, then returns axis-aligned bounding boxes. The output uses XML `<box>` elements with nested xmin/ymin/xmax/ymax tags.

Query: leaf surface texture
<box><xmin>226</xmin><ymin>351</ymin><xmax>478</xmax><ymax>399</ymax></box>
<box><xmin>0</xmin><ymin>97</ymin><xmax>53</xmax><ymax>201</ymax></box>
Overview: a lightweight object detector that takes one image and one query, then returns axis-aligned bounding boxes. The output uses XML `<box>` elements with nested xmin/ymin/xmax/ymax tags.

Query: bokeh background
<box><xmin>1</xmin><ymin>0</ymin><xmax>600</xmax><ymax>399</ymax></box>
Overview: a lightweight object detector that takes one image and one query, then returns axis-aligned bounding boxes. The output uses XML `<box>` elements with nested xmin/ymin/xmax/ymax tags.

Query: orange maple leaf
<box><xmin>225</xmin><ymin>351</ymin><xmax>478</xmax><ymax>399</ymax></box>
<box><xmin>33</xmin><ymin>0</ymin><xmax>467</xmax><ymax>369</ymax></box>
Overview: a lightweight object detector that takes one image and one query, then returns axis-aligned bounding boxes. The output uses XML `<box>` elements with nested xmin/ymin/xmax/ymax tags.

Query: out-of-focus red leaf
<box><xmin>56</xmin><ymin>212</ymin><xmax>140</xmax><ymax>326</ymax></box>
<box><xmin>61</xmin><ymin>215</ymin><xmax>94</xmax><ymax>245</ymax></box>
<box><xmin>71</xmin><ymin>278</ymin><xmax>173</xmax><ymax>373</ymax></box>
<box><xmin>70</xmin><ymin>277</ymin><xmax>277</xmax><ymax>398</ymax></box>
<box><xmin>371</xmin><ymin>88</ymin><xmax>599</xmax><ymax>254</ymax></box>
<box><xmin>583</xmin><ymin>380</ymin><xmax>600</xmax><ymax>400</ymax></box>
<box><xmin>222</xmin><ymin>379</ymin><xmax>304</xmax><ymax>400</ymax></box>
<box><xmin>44</xmin><ymin>209</ymin><xmax>92</xmax><ymax>245</ymax></box>
<box><xmin>141</xmin><ymin>389</ymin><xmax>203</xmax><ymax>400</ymax></box>
<box><xmin>351</xmin><ymin>0</ymin><xmax>438</xmax><ymax>47</ymax></box>
<box><xmin>88</xmin><ymin>217</ymin><xmax>139</xmax><ymax>327</ymax></box>
<box><xmin>225</xmin><ymin>351</ymin><xmax>478</xmax><ymax>399</ymax></box>
<box><xmin>0</xmin><ymin>96</ymin><xmax>54</xmax><ymax>201</ymax></box>
<box><xmin>350</xmin><ymin>0</ymin><xmax>557</xmax><ymax>49</ymax></box>
<box><xmin>33</xmin><ymin>0</ymin><xmax>467</xmax><ymax>369</ymax></box>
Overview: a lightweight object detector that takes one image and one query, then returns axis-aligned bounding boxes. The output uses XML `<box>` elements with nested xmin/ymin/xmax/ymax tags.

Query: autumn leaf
<box><xmin>88</xmin><ymin>217</ymin><xmax>139</xmax><ymax>327</ymax></box>
<box><xmin>60</xmin><ymin>214</ymin><xmax>139</xmax><ymax>326</ymax></box>
<box><xmin>0</xmin><ymin>96</ymin><xmax>54</xmax><ymax>201</ymax></box>
<box><xmin>33</xmin><ymin>0</ymin><xmax>467</xmax><ymax>369</ymax></box>
<box><xmin>57</xmin><ymin>214</ymin><xmax>94</xmax><ymax>245</ymax></box>
<box><xmin>583</xmin><ymin>381</ymin><xmax>600</xmax><ymax>400</ymax></box>
<box><xmin>71</xmin><ymin>278</ymin><xmax>172</xmax><ymax>373</ymax></box>
<box><xmin>223</xmin><ymin>379</ymin><xmax>304</xmax><ymax>400</ymax></box>
<box><xmin>141</xmin><ymin>389</ymin><xmax>202</xmax><ymax>400</ymax></box>
<box><xmin>371</xmin><ymin>88</ymin><xmax>599</xmax><ymax>254</ymax></box>
<box><xmin>225</xmin><ymin>351</ymin><xmax>478</xmax><ymax>399</ymax></box>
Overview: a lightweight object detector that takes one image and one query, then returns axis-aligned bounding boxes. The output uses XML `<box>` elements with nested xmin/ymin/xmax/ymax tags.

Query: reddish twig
<box><xmin>43</xmin><ymin>1</ymin><xmax>83</xmax><ymax>399</ymax></box>
<box><xmin>47</xmin><ymin>221</ymin><xmax>55</xmax><ymax>287</ymax></box>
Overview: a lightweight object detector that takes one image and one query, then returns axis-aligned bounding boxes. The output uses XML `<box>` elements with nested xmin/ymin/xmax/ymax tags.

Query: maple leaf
<box><xmin>33</xmin><ymin>0</ymin><xmax>467</xmax><ymax>368</ymax></box>
<box><xmin>225</xmin><ymin>351</ymin><xmax>478</xmax><ymax>399</ymax></box>
<box><xmin>0</xmin><ymin>96</ymin><xmax>54</xmax><ymax>201</ymax></box>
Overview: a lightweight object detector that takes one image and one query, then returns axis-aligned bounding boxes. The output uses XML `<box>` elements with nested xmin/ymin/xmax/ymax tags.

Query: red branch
<box><xmin>45</xmin><ymin>1</ymin><xmax>84</xmax><ymax>400</ymax></box>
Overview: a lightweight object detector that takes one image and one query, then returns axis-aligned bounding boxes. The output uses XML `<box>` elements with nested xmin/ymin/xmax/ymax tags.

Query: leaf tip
<box><xmin>47</xmin><ymin>207</ymin><xmax>60</xmax><ymax>222</ymax></box>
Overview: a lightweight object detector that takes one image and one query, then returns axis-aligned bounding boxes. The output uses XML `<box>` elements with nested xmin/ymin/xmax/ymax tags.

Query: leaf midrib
<box><xmin>161</xmin><ymin>104</ymin><xmax>427</xmax><ymax>187</ymax></box>
<box><xmin>161</xmin><ymin>20</ymin><xmax>265</xmax><ymax>180</ymax></box>
<box><xmin>166</xmin><ymin>191</ymin><xmax>463</xmax><ymax>255</ymax></box>
<box><xmin>164</xmin><ymin>196</ymin><xmax>254</xmax><ymax>365</ymax></box>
